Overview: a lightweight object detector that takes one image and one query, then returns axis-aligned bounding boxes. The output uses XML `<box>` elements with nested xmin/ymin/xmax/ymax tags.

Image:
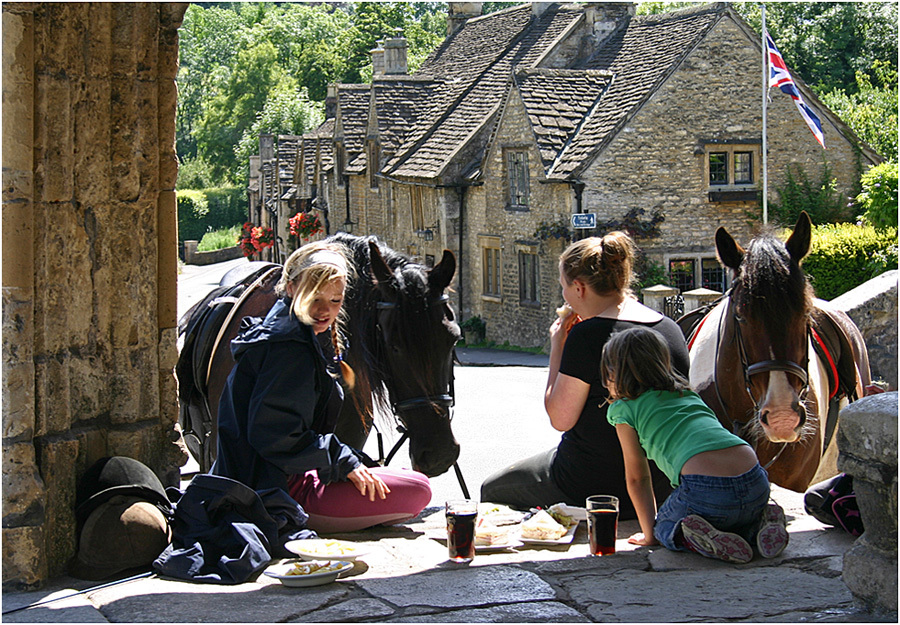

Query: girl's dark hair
<box><xmin>600</xmin><ymin>327</ymin><xmax>689</xmax><ymax>400</ymax></box>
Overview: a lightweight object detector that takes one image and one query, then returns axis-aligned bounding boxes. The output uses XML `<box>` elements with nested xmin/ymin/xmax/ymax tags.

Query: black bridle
<box><xmin>372</xmin><ymin>293</ymin><xmax>469</xmax><ymax>497</ymax></box>
<box><xmin>717</xmin><ymin>295</ymin><xmax>811</xmax><ymax>469</ymax></box>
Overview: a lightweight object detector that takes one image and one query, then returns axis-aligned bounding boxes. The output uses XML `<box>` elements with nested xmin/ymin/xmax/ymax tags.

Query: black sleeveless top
<box><xmin>551</xmin><ymin>315</ymin><xmax>690</xmax><ymax>519</ymax></box>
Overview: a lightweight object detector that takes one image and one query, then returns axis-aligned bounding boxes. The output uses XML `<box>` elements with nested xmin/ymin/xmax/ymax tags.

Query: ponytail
<box><xmin>330</xmin><ymin>323</ymin><xmax>356</xmax><ymax>389</ymax></box>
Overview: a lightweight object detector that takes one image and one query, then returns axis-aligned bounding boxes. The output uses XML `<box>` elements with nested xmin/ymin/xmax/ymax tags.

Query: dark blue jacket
<box><xmin>211</xmin><ymin>297</ymin><xmax>360</xmax><ymax>493</ymax></box>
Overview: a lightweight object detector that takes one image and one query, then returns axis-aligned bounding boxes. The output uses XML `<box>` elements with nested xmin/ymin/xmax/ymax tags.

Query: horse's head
<box><xmin>717</xmin><ymin>212</ymin><xmax>815</xmax><ymax>443</ymax></box>
<box><xmin>368</xmin><ymin>241</ymin><xmax>462</xmax><ymax>476</ymax></box>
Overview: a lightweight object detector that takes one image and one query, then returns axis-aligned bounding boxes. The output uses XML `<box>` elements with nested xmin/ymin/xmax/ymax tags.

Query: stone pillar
<box><xmin>2</xmin><ymin>2</ymin><xmax>188</xmax><ymax>589</ymax></box>
<box><xmin>682</xmin><ymin>287</ymin><xmax>722</xmax><ymax>314</ymax></box>
<box><xmin>641</xmin><ymin>284</ymin><xmax>678</xmax><ymax>314</ymax></box>
<box><xmin>838</xmin><ymin>392</ymin><xmax>898</xmax><ymax>613</ymax></box>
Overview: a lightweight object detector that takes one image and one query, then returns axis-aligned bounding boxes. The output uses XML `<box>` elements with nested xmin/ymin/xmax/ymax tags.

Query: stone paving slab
<box><xmin>3</xmin><ymin>487</ymin><xmax>893</xmax><ymax>623</ymax></box>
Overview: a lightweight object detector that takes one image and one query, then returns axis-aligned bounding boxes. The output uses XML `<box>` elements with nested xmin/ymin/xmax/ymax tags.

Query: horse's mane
<box><xmin>733</xmin><ymin>232</ymin><xmax>814</xmax><ymax>341</ymax></box>
<box><xmin>327</xmin><ymin>233</ymin><xmax>437</xmax><ymax>419</ymax></box>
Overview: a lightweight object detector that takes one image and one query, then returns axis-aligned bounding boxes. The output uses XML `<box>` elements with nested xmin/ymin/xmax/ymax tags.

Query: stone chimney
<box><xmin>383</xmin><ymin>29</ymin><xmax>408</xmax><ymax>75</ymax></box>
<box><xmin>532</xmin><ymin>2</ymin><xmax>552</xmax><ymax>18</ymax></box>
<box><xmin>584</xmin><ymin>2</ymin><xmax>635</xmax><ymax>44</ymax></box>
<box><xmin>447</xmin><ymin>2</ymin><xmax>482</xmax><ymax>37</ymax></box>
<box><xmin>259</xmin><ymin>134</ymin><xmax>275</xmax><ymax>161</ymax></box>
<box><xmin>249</xmin><ymin>155</ymin><xmax>260</xmax><ymax>180</ymax></box>
<box><xmin>325</xmin><ymin>84</ymin><xmax>337</xmax><ymax>120</ymax></box>
<box><xmin>371</xmin><ymin>39</ymin><xmax>385</xmax><ymax>77</ymax></box>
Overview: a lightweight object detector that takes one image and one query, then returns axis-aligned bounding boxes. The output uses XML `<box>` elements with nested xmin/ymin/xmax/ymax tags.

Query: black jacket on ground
<box><xmin>211</xmin><ymin>297</ymin><xmax>360</xmax><ymax>493</ymax></box>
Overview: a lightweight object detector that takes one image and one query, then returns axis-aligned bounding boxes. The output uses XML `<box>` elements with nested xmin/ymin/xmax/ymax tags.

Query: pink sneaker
<box><xmin>756</xmin><ymin>503</ymin><xmax>789</xmax><ymax>558</ymax></box>
<box><xmin>680</xmin><ymin>515</ymin><xmax>753</xmax><ymax>564</ymax></box>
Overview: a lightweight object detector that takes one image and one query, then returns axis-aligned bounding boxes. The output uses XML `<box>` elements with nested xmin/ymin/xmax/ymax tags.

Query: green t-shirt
<box><xmin>606</xmin><ymin>390</ymin><xmax>748</xmax><ymax>486</ymax></box>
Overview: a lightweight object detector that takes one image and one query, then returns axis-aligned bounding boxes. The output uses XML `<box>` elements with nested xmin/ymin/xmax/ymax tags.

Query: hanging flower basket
<box><xmin>238</xmin><ymin>222</ymin><xmax>274</xmax><ymax>258</ymax></box>
<box><xmin>289</xmin><ymin>211</ymin><xmax>323</xmax><ymax>241</ymax></box>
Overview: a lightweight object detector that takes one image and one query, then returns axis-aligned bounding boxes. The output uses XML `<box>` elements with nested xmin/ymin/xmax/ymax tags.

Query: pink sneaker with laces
<box><xmin>680</xmin><ymin>515</ymin><xmax>753</xmax><ymax>564</ymax></box>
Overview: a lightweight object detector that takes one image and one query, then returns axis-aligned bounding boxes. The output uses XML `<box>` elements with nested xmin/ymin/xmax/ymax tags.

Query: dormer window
<box><xmin>505</xmin><ymin>148</ymin><xmax>530</xmax><ymax>210</ymax></box>
<box><xmin>368</xmin><ymin>142</ymin><xmax>380</xmax><ymax>189</ymax></box>
<box><xmin>336</xmin><ymin>144</ymin><xmax>346</xmax><ymax>187</ymax></box>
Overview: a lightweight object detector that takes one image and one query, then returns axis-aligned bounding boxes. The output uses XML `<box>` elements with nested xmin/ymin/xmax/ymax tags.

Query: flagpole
<box><xmin>761</xmin><ymin>4</ymin><xmax>768</xmax><ymax>225</ymax></box>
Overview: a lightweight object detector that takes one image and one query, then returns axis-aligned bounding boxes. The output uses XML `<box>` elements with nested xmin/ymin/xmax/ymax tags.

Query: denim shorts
<box><xmin>654</xmin><ymin>463</ymin><xmax>771</xmax><ymax>550</ymax></box>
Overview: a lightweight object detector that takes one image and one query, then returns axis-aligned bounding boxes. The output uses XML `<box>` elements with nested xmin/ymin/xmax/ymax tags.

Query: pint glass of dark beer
<box><xmin>445</xmin><ymin>500</ymin><xmax>477</xmax><ymax>563</ymax></box>
<box><xmin>586</xmin><ymin>495</ymin><xmax>619</xmax><ymax>556</ymax></box>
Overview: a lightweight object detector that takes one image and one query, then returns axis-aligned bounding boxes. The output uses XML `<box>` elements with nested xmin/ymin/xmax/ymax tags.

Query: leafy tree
<box><xmin>194</xmin><ymin>41</ymin><xmax>291</xmax><ymax>182</ymax></box>
<box><xmin>234</xmin><ymin>85</ymin><xmax>325</xmax><ymax>187</ymax></box>
<box><xmin>854</xmin><ymin>162</ymin><xmax>898</xmax><ymax>229</ymax></box>
<box><xmin>821</xmin><ymin>62</ymin><xmax>898</xmax><ymax>162</ymax></box>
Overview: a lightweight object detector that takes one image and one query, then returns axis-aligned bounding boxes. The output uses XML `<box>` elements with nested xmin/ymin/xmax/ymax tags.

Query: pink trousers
<box><xmin>287</xmin><ymin>467</ymin><xmax>432</xmax><ymax>533</ymax></box>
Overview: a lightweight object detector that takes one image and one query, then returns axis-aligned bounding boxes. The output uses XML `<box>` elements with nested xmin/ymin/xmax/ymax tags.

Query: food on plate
<box><xmin>286</xmin><ymin>561</ymin><xmax>346</xmax><ymax>576</ymax></box>
<box><xmin>548</xmin><ymin>503</ymin><xmax>576</xmax><ymax>528</ymax></box>
<box><xmin>474</xmin><ymin>518</ymin><xmax>510</xmax><ymax>546</ymax></box>
<box><xmin>478</xmin><ymin>503</ymin><xmax>526</xmax><ymax>526</ymax></box>
<box><xmin>521</xmin><ymin>509</ymin><xmax>568</xmax><ymax>541</ymax></box>
<box><xmin>298</xmin><ymin>539</ymin><xmax>358</xmax><ymax>557</ymax></box>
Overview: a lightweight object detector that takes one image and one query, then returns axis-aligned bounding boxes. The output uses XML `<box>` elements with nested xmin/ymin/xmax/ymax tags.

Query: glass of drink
<box><xmin>445</xmin><ymin>500</ymin><xmax>478</xmax><ymax>563</ymax></box>
<box><xmin>586</xmin><ymin>495</ymin><xmax>619</xmax><ymax>556</ymax></box>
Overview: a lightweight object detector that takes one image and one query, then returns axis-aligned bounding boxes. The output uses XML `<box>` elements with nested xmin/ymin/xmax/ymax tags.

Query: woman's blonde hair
<box><xmin>276</xmin><ymin>242</ymin><xmax>356</xmax><ymax>387</ymax></box>
<box><xmin>600</xmin><ymin>327</ymin><xmax>689</xmax><ymax>401</ymax></box>
<box><xmin>559</xmin><ymin>231</ymin><xmax>635</xmax><ymax>297</ymax></box>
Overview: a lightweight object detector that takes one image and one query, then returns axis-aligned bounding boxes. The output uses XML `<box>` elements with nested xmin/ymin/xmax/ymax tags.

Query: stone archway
<box><xmin>2</xmin><ymin>2</ymin><xmax>188</xmax><ymax>588</ymax></box>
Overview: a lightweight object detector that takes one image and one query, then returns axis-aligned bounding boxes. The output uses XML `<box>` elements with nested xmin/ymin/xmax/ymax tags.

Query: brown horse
<box><xmin>679</xmin><ymin>213</ymin><xmax>871</xmax><ymax>492</ymax></box>
<box><xmin>177</xmin><ymin>234</ymin><xmax>462</xmax><ymax>478</ymax></box>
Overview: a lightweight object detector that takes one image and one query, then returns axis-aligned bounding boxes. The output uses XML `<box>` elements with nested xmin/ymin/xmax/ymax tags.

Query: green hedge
<box><xmin>803</xmin><ymin>223</ymin><xmax>898</xmax><ymax>300</ymax></box>
<box><xmin>177</xmin><ymin>186</ymin><xmax>246</xmax><ymax>244</ymax></box>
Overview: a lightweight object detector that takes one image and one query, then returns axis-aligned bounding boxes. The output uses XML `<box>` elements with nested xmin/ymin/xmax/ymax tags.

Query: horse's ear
<box><xmin>368</xmin><ymin>241</ymin><xmax>394</xmax><ymax>287</ymax></box>
<box><xmin>785</xmin><ymin>211</ymin><xmax>812</xmax><ymax>263</ymax></box>
<box><xmin>429</xmin><ymin>250</ymin><xmax>456</xmax><ymax>292</ymax></box>
<box><xmin>715</xmin><ymin>226</ymin><xmax>744</xmax><ymax>270</ymax></box>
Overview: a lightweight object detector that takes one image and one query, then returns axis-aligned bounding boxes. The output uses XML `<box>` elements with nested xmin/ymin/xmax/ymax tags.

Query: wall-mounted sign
<box><xmin>571</xmin><ymin>213</ymin><xmax>597</xmax><ymax>229</ymax></box>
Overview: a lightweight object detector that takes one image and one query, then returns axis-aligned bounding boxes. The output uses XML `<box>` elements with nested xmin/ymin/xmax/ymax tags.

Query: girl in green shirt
<box><xmin>601</xmin><ymin>327</ymin><xmax>788</xmax><ymax>563</ymax></box>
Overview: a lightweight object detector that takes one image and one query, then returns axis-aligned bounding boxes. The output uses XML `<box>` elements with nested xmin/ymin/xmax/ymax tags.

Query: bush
<box><xmin>176</xmin><ymin>186</ymin><xmax>246</xmax><ymax>244</ymax></box>
<box><xmin>768</xmin><ymin>160</ymin><xmax>853</xmax><ymax>227</ymax></box>
<box><xmin>176</xmin><ymin>190</ymin><xmax>209</xmax><ymax>243</ymax></box>
<box><xmin>459</xmin><ymin>316</ymin><xmax>486</xmax><ymax>344</ymax></box>
<box><xmin>855</xmin><ymin>162</ymin><xmax>898</xmax><ymax>229</ymax></box>
<box><xmin>803</xmin><ymin>223</ymin><xmax>898</xmax><ymax>300</ymax></box>
<box><xmin>198</xmin><ymin>225</ymin><xmax>242</xmax><ymax>252</ymax></box>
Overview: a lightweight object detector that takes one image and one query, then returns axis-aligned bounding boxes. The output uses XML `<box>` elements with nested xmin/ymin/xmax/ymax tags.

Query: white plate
<box><xmin>264</xmin><ymin>560</ymin><xmax>353</xmax><ymax>587</ymax></box>
<box><xmin>552</xmin><ymin>504</ymin><xmax>587</xmax><ymax>523</ymax></box>
<box><xmin>520</xmin><ymin>522</ymin><xmax>578</xmax><ymax>546</ymax></box>
<box><xmin>284</xmin><ymin>539</ymin><xmax>370</xmax><ymax>561</ymax></box>
<box><xmin>476</xmin><ymin>539</ymin><xmax>524</xmax><ymax>553</ymax></box>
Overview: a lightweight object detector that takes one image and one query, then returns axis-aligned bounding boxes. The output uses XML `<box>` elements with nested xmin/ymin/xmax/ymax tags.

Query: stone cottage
<box><xmin>253</xmin><ymin>1</ymin><xmax>880</xmax><ymax>347</ymax></box>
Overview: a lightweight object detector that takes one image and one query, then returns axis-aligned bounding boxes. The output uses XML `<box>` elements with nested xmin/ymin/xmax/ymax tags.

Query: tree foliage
<box><xmin>177</xmin><ymin>2</ymin><xmax>446</xmax><ymax>187</ymax></box>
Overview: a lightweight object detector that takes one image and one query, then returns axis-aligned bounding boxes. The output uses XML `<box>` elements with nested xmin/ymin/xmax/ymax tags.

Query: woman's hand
<box><xmin>549</xmin><ymin>310</ymin><xmax>580</xmax><ymax>348</ymax></box>
<box><xmin>627</xmin><ymin>532</ymin><xmax>658</xmax><ymax>546</ymax></box>
<box><xmin>347</xmin><ymin>466</ymin><xmax>390</xmax><ymax>501</ymax></box>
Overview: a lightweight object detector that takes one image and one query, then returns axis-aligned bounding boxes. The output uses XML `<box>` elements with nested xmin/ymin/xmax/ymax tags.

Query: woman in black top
<box><xmin>480</xmin><ymin>232</ymin><xmax>689</xmax><ymax>519</ymax></box>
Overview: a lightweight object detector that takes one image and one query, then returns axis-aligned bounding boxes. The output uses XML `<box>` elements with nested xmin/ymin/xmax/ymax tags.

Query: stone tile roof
<box><xmin>336</xmin><ymin>84</ymin><xmax>371</xmax><ymax>157</ymax></box>
<box><xmin>385</xmin><ymin>3</ymin><xmax>584</xmax><ymax>179</ymax></box>
<box><xmin>514</xmin><ymin>68</ymin><xmax>613</xmax><ymax>169</ymax></box>
<box><xmin>346</xmin><ymin>77</ymin><xmax>442</xmax><ymax>174</ymax></box>
<box><xmin>548</xmin><ymin>4</ymin><xmax>723</xmax><ymax>179</ymax></box>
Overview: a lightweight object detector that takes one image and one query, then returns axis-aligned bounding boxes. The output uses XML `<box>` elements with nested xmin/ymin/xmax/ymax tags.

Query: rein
<box><xmin>714</xmin><ymin>295</ymin><xmax>811</xmax><ymax>469</ymax></box>
<box><xmin>371</xmin><ymin>293</ymin><xmax>470</xmax><ymax>498</ymax></box>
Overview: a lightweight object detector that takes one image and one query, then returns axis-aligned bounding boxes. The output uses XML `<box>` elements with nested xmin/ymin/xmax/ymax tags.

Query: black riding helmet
<box><xmin>75</xmin><ymin>456</ymin><xmax>173</xmax><ymax>529</ymax></box>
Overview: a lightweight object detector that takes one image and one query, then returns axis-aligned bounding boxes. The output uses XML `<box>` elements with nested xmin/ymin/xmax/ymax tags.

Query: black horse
<box><xmin>177</xmin><ymin>233</ymin><xmax>462</xmax><ymax>478</ymax></box>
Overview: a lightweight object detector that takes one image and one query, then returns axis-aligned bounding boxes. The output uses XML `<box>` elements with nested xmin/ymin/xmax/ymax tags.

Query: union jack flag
<box><xmin>765</xmin><ymin>30</ymin><xmax>825</xmax><ymax>148</ymax></box>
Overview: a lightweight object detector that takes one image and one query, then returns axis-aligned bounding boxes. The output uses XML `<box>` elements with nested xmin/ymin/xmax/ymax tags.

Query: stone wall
<box><xmin>2</xmin><ymin>2</ymin><xmax>188</xmax><ymax>589</ymax></box>
<box><xmin>831</xmin><ymin>270</ymin><xmax>898</xmax><ymax>391</ymax></box>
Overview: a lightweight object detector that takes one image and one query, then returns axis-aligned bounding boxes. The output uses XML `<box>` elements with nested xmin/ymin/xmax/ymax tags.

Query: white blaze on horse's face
<box><xmin>757</xmin><ymin>366</ymin><xmax>804</xmax><ymax>443</ymax></box>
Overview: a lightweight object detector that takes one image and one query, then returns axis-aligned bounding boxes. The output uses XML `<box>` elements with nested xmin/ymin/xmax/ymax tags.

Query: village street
<box><xmin>2</xmin><ymin>258</ymin><xmax>890</xmax><ymax>623</ymax></box>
